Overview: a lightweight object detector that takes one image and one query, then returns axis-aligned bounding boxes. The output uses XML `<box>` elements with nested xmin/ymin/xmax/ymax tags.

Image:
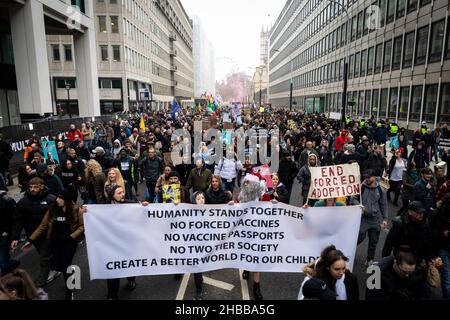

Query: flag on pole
<box><xmin>198</xmin><ymin>102</ymin><xmax>202</xmax><ymax>113</ymax></box>
<box><xmin>172</xmin><ymin>98</ymin><xmax>179</xmax><ymax>120</ymax></box>
<box><xmin>140</xmin><ymin>115</ymin><xmax>145</xmax><ymax>132</ymax></box>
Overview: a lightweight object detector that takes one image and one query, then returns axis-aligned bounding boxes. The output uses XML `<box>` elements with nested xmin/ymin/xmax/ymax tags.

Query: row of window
<box><xmin>98</xmin><ymin>15</ymin><xmax>119</xmax><ymax>34</ymax></box>
<box><xmin>323</xmin><ymin>83</ymin><xmax>450</xmax><ymax>123</ymax></box>
<box><xmin>152</xmin><ymin>61</ymin><xmax>170</xmax><ymax>79</ymax></box>
<box><xmin>55</xmin><ymin>78</ymin><xmax>122</xmax><ymax>90</ymax></box>
<box><xmin>270</xmin><ymin>18</ymin><xmax>449</xmax><ymax>90</ymax></box>
<box><xmin>271</xmin><ymin>0</ymin><xmax>435</xmax><ymax>77</ymax></box>
<box><xmin>51</xmin><ymin>44</ymin><xmax>72</xmax><ymax>62</ymax></box>
<box><xmin>99</xmin><ymin>44</ymin><xmax>121</xmax><ymax>62</ymax></box>
<box><xmin>153</xmin><ymin>82</ymin><xmax>172</xmax><ymax>96</ymax></box>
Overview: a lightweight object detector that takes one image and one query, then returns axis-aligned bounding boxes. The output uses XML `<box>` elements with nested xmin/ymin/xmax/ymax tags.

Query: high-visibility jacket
<box><xmin>390</xmin><ymin>124</ymin><xmax>399</xmax><ymax>134</ymax></box>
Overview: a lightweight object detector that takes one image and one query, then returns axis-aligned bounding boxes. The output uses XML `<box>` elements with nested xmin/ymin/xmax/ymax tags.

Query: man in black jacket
<box><xmin>429</xmin><ymin>193</ymin><xmax>450</xmax><ymax>299</ymax></box>
<box><xmin>140</xmin><ymin>147</ymin><xmax>164</xmax><ymax>202</ymax></box>
<box><xmin>366</xmin><ymin>145</ymin><xmax>388</xmax><ymax>177</ymax></box>
<box><xmin>0</xmin><ymin>190</ymin><xmax>19</xmax><ymax>275</ymax></box>
<box><xmin>11</xmin><ymin>177</ymin><xmax>57</xmax><ymax>286</ymax></box>
<box><xmin>277</xmin><ymin>151</ymin><xmax>299</xmax><ymax>200</ymax></box>
<box><xmin>382</xmin><ymin>201</ymin><xmax>434</xmax><ymax>265</ymax></box>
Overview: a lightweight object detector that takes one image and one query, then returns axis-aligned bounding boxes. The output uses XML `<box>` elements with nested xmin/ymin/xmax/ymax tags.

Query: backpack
<box><xmin>361</xmin><ymin>184</ymin><xmax>384</xmax><ymax>210</ymax></box>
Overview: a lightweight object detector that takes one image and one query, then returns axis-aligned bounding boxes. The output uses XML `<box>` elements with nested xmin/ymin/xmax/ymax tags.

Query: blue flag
<box><xmin>172</xmin><ymin>99</ymin><xmax>179</xmax><ymax>120</ymax></box>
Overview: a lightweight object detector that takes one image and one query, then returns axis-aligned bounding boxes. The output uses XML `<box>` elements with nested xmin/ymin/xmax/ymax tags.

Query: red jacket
<box><xmin>67</xmin><ymin>129</ymin><xmax>84</xmax><ymax>141</ymax></box>
<box><xmin>335</xmin><ymin>132</ymin><xmax>349</xmax><ymax>151</ymax></box>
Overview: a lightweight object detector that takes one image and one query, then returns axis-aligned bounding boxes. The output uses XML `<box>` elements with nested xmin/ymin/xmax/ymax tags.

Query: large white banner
<box><xmin>84</xmin><ymin>202</ymin><xmax>362</xmax><ymax>280</ymax></box>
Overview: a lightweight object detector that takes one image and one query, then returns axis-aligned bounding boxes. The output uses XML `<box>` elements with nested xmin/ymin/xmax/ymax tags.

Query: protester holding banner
<box><xmin>95</xmin><ymin>185</ymin><xmax>148</xmax><ymax>299</ymax></box>
<box><xmin>104</xmin><ymin>168</ymin><xmax>132</xmax><ymax>201</ymax></box>
<box><xmin>297</xmin><ymin>154</ymin><xmax>319</xmax><ymax>205</ymax></box>
<box><xmin>185</xmin><ymin>159</ymin><xmax>213</xmax><ymax>195</ymax></box>
<box><xmin>162</xmin><ymin>171</ymin><xmax>186</xmax><ymax>204</ymax></box>
<box><xmin>22</xmin><ymin>189</ymin><xmax>84</xmax><ymax>300</ymax></box>
<box><xmin>205</xmin><ymin>175</ymin><xmax>232</xmax><ymax>205</ymax></box>
<box><xmin>357</xmin><ymin>169</ymin><xmax>389</xmax><ymax>266</ymax></box>
<box><xmin>11</xmin><ymin>178</ymin><xmax>57</xmax><ymax>287</ymax></box>
<box><xmin>265</xmin><ymin>173</ymin><xmax>289</xmax><ymax>204</ymax></box>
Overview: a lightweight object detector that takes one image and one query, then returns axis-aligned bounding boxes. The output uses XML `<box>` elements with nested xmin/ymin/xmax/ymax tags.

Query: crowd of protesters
<box><xmin>0</xmin><ymin>106</ymin><xmax>449</xmax><ymax>301</ymax></box>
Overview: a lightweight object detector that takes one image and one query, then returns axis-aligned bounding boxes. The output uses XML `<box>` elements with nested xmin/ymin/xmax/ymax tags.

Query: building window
<box><xmin>112</xmin><ymin>45</ymin><xmax>120</xmax><ymax>61</ymax></box>
<box><xmin>340</xmin><ymin>59</ymin><xmax>344</xmax><ymax>80</ymax></box>
<box><xmin>383</xmin><ymin>40</ymin><xmax>392</xmax><ymax>72</ymax></box>
<box><xmin>52</xmin><ymin>44</ymin><xmax>60</xmax><ymax>61</ymax></box>
<box><xmin>423</xmin><ymin>85</ymin><xmax>438</xmax><ymax>122</ymax></box>
<box><xmin>407</xmin><ymin>0</ymin><xmax>417</xmax><ymax>12</ymax></box>
<box><xmin>392</xmin><ymin>36</ymin><xmax>402</xmax><ymax>70</ymax></box>
<box><xmin>375</xmin><ymin>43</ymin><xmax>383</xmax><ymax>73</ymax></box>
<box><xmin>364</xmin><ymin>90</ymin><xmax>371</xmax><ymax>117</ymax></box>
<box><xmin>364</xmin><ymin>7</ymin><xmax>370</xmax><ymax>35</ymax></box>
<box><xmin>110</xmin><ymin>16</ymin><xmax>119</xmax><ymax>34</ymax></box>
<box><xmin>360</xmin><ymin>49</ymin><xmax>367</xmax><ymax>77</ymax></box>
<box><xmin>410</xmin><ymin>85</ymin><xmax>423</xmax><ymax>121</ymax></box>
<box><xmin>389</xmin><ymin>87</ymin><xmax>398</xmax><ymax>119</ymax></box>
<box><xmin>64</xmin><ymin>45</ymin><xmax>72</xmax><ymax>61</ymax></box>
<box><xmin>341</xmin><ymin>22</ymin><xmax>346</xmax><ymax>47</ymax></box>
<box><xmin>354</xmin><ymin>52</ymin><xmax>360</xmax><ymax>78</ymax></box>
<box><xmin>403</xmin><ymin>31</ymin><xmax>415</xmax><ymax>68</ymax></box>
<box><xmin>358</xmin><ymin>91</ymin><xmax>365</xmax><ymax>116</ymax></box>
<box><xmin>99</xmin><ymin>16</ymin><xmax>107</xmax><ymax>33</ymax></box>
<box><xmin>398</xmin><ymin>86</ymin><xmax>410</xmax><ymax>120</ymax></box>
<box><xmin>380</xmin><ymin>88</ymin><xmax>389</xmax><ymax>118</ymax></box>
<box><xmin>367</xmin><ymin>47</ymin><xmax>375</xmax><ymax>75</ymax></box>
<box><xmin>372</xmin><ymin>89</ymin><xmax>379</xmax><ymax>116</ymax></box>
<box><xmin>397</xmin><ymin>0</ymin><xmax>406</xmax><ymax>18</ymax></box>
<box><xmin>357</xmin><ymin>11</ymin><xmax>363</xmax><ymax>39</ymax></box>
<box><xmin>386</xmin><ymin>0</ymin><xmax>395</xmax><ymax>24</ymax></box>
<box><xmin>110</xmin><ymin>0</ymin><xmax>117</xmax><ymax>4</ymax></box>
<box><xmin>379</xmin><ymin>0</ymin><xmax>386</xmax><ymax>27</ymax></box>
<box><xmin>349</xmin><ymin>54</ymin><xmax>354</xmax><ymax>79</ymax></box>
<box><xmin>415</xmin><ymin>26</ymin><xmax>429</xmax><ymax>65</ymax></box>
<box><xmin>420</xmin><ymin>0</ymin><xmax>431</xmax><ymax>7</ymax></box>
<box><xmin>100</xmin><ymin>45</ymin><xmax>108</xmax><ymax>61</ymax></box>
<box><xmin>440</xmin><ymin>84</ymin><xmax>450</xmax><ymax>122</ymax></box>
<box><xmin>429</xmin><ymin>20</ymin><xmax>445</xmax><ymax>63</ymax></box>
<box><xmin>351</xmin><ymin>16</ymin><xmax>357</xmax><ymax>41</ymax></box>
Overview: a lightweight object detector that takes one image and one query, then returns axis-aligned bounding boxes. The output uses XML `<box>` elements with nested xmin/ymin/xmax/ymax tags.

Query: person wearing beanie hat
<box><xmin>161</xmin><ymin>171</ymin><xmax>187</xmax><ymax>204</ymax></box>
<box><xmin>22</xmin><ymin>188</ymin><xmax>84</xmax><ymax>300</ymax></box>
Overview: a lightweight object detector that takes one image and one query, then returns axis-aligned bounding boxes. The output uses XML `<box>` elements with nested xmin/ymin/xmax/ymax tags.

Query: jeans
<box><xmin>387</xmin><ymin>180</ymin><xmax>402</xmax><ymax>205</ymax></box>
<box><xmin>85</xmin><ymin>140</ymin><xmax>93</xmax><ymax>150</ymax></box>
<box><xmin>107</xmin><ymin>277</ymin><xmax>136</xmax><ymax>299</ymax></box>
<box><xmin>221</xmin><ymin>178</ymin><xmax>235</xmax><ymax>193</ymax></box>
<box><xmin>0</xmin><ymin>234</ymin><xmax>20</xmax><ymax>276</ymax></box>
<box><xmin>146</xmin><ymin>181</ymin><xmax>157</xmax><ymax>203</ymax></box>
<box><xmin>439</xmin><ymin>249</ymin><xmax>450</xmax><ymax>300</ymax></box>
<box><xmin>33</xmin><ymin>237</ymin><xmax>52</xmax><ymax>287</ymax></box>
<box><xmin>357</xmin><ymin>216</ymin><xmax>381</xmax><ymax>261</ymax></box>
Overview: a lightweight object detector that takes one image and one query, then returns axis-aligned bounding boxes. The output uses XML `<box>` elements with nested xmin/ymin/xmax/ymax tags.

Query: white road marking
<box><xmin>175</xmin><ymin>273</ymin><xmax>190</xmax><ymax>300</ymax></box>
<box><xmin>239</xmin><ymin>269</ymin><xmax>250</xmax><ymax>300</ymax></box>
<box><xmin>203</xmin><ymin>276</ymin><xmax>235</xmax><ymax>291</ymax></box>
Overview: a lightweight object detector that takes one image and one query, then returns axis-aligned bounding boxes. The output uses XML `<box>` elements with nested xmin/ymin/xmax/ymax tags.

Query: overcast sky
<box><xmin>181</xmin><ymin>0</ymin><xmax>285</xmax><ymax>82</ymax></box>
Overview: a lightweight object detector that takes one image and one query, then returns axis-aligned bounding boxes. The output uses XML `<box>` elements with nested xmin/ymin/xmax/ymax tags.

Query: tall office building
<box><xmin>47</xmin><ymin>0</ymin><xmax>194</xmax><ymax>115</ymax></box>
<box><xmin>0</xmin><ymin>0</ymin><xmax>100</xmax><ymax>125</ymax></box>
<box><xmin>192</xmin><ymin>15</ymin><xmax>215</xmax><ymax>97</ymax></box>
<box><xmin>269</xmin><ymin>0</ymin><xmax>450</xmax><ymax>128</ymax></box>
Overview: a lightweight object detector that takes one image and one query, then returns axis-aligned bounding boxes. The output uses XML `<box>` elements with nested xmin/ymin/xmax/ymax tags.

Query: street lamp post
<box><xmin>65</xmin><ymin>82</ymin><xmax>72</xmax><ymax>119</ymax></box>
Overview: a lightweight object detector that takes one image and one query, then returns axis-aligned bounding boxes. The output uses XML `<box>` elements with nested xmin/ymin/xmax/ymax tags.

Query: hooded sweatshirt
<box><xmin>112</xmin><ymin>139</ymin><xmax>122</xmax><ymax>158</ymax></box>
<box><xmin>361</xmin><ymin>180</ymin><xmax>388</xmax><ymax>220</ymax></box>
<box><xmin>297</xmin><ymin>154</ymin><xmax>319</xmax><ymax>193</ymax></box>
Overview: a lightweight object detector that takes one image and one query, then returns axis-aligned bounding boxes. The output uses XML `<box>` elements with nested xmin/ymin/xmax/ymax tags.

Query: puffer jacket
<box><xmin>214</xmin><ymin>158</ymin><xmax>243</xmax><ymax>181</ymax></box>
<box><xmin>12</xmin><ymin>189</ymin><xmax>56</xmax><ymax>239</ymax></box>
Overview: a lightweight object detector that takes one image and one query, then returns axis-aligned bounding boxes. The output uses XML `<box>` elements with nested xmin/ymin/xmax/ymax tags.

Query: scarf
<box><xmin>335</xmin><ymin>274</ymin><xmax>347</xmax><ymax>300</ymax></box>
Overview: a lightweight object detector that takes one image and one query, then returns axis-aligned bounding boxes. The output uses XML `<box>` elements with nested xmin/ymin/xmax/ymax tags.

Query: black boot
<box><xmin>242</xmin><ymin>270</ymin><xmax>249</xmax><ymax>280</ymax></box>
<box><xmin>253</xmin><ymin>282</ymin><xmax>263</xmax><ymax>300</ymax></box>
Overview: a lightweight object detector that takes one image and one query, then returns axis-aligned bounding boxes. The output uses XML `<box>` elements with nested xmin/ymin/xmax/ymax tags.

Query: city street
<box><xmin>9</xmin><ymin>178</ymin><xmax>397</xmax><ymax>300</ymax></box>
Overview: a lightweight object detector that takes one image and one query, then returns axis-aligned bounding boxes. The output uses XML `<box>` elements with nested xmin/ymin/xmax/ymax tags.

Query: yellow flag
<box><xmin>140</xmin><ymin>115</ymin><xmax>145</xmax><ymax>132</ymax></box>
<box><xmin>198</xmin><ymin>103</ymin><xmax>202</xmax><ymax>113</ymax></box>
